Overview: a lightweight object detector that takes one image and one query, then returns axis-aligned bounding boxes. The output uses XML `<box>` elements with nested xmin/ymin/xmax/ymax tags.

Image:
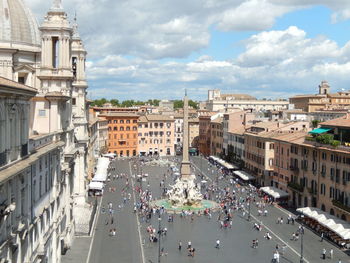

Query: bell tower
<box><xmin>318</xmin><ymin>80</ymin><xmax>330</xmax><ymax>95</ymax></box>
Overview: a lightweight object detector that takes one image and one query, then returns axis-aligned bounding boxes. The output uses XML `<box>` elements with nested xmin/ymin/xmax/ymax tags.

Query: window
<box><xmin>133</xmin><ymin>120</ymin><xmax>137</xmax><ymax>123</ymax></box>
<box><xmin>52</xmin><ymin>36</ymin><xmax>59</xmax><ymax>68</ymax></box>
<box><xmin>72</xmin><ymin>98</ymin><xmax>76</xmax><ymax>105</ymax></box>
<box><xmin>39</xmin><ymin>110</ymin><xmax>46</xmax><ymax>117</ymax></box>
<box><xmin>126</xmin><ymin>120</ymin><xmax>130</xmax><ymax>124</ymax></box>
<box><xmin>126</xmin><ymin>127</ymin><xmax>130</xmax><ymax>131</ymax></box>
<box><xmin>120</xmin><ymin>120</ymin><xmax>124</xmax><ymax>124</ymax></box>
<box><xmin>120</xmin><ymin>127</ymin><xmax>124</xmax><ymax>131</ymax></box>
<box><xmin>114</xmin><ymin>127</ymin><xmax>117</xmax><ymax>131</ymax></box>
<box><xmin>114</xmin><ymin>120</ymin><xmax>118</xmax><ymax>124</ymax></box>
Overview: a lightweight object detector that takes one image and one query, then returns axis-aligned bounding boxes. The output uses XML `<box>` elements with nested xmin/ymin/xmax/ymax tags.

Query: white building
<box><xmin>174</xmin><ymin>113</ymin><xmax>183</xmax><ymax>151</ymax></box>
<box><xmin>207</xmin><ymin>89</ymin><xmax>289</xmax><ymax>112</ymax></box>
<box><xmin>0</xmin><ymin>0</ymin><xmax>91</xmax><ymax>262</ymax></box>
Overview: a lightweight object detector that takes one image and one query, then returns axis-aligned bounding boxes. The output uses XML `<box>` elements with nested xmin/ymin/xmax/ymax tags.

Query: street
<box><xmin>83</xmin><ymin>156</ymin><xmax>350</xmax><ymax>263</ymax></box>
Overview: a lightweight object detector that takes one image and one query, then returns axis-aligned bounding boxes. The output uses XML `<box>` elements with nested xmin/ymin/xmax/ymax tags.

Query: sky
<box><xmin>26</xmin><ymin>0</ymin><xmax>350</xmax><ymax>101</ymax></box>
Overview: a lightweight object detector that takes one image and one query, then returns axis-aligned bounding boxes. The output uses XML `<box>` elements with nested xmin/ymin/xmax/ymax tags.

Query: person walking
<box><xmin>322</xmin><ymin>248</ymin><xmax>326</xmax><ymax>260</ymax></box>
<box><xmin>321</xmin><ymin>232</ymin><xmax>324</xmax><ymax>242</ymax></box>
<box><xmin>187</xmin><ymin>241</ymin><xmax>192</xmax><ymax>249</ymax></box>
<box><xmin>215</xmin><ymin>239</ymin><xmax>220</xmax><ymax>249</ymax></box>
<box><xmin>178</xmin><ymin>241</ymin><xmax>182</xmax><ymax>251</ymax></box>
<box><xmin>329</xmin><ymin>249</ymin><xmax>333</xmax><ymax>259</ymax></box>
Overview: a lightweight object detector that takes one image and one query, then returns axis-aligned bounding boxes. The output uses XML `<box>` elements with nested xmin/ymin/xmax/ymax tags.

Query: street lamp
<box><xmin>158</xmin><ymin>216</ymin><xmax>162</xmax><ymax>263</ymax></box>
<box><xmin>248</xmin><ymin>194</ymin><xmax>251</xmax><ymax>221</ymax></box>
<box><xmin>300</xmin><ymin>215</ymin><xmax>304</xmax><ymax>263</ymax></box>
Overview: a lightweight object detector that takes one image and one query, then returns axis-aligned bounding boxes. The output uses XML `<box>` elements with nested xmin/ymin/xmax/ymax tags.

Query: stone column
<box><xmin>180</xmin><ymin>93</ymin><xmax>191</xmax><ymax>179</ymax></box>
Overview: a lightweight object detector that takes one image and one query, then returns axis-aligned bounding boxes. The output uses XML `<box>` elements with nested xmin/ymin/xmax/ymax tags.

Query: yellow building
<box><xmin>290</xmin><ymin>81</ymin><xmax>350</xmax><ymax>112</ymax></box>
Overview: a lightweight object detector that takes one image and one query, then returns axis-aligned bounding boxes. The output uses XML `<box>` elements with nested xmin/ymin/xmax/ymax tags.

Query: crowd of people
<box><xmin>97</xmin><ymin>156</ymin><xmax>345</xmax><ymax>262</ymax></box>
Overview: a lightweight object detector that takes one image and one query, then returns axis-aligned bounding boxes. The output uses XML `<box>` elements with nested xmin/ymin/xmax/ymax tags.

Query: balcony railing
<box><xmin>289</xmin><ymin>166</ymin><xmax>299</xmax><ymax>173</ymax></box>
<box><xmin>307</xmin><ymin>187</ymin><xmax>317</xmax><ymax>195</ymax></box>
<box><xmin>0</xmin><ymin>151</ymin><xmax>6</xmax><ymax>166</ymax></box>
<box><xmin>332</xmin><ymin>200</ymin><xmax>350</xmax><ymax>213</ymax></box>
<box><xmin>288</xmin><ymin>181</ymin><xmax>304</xmax><ymax>192</ymax></box>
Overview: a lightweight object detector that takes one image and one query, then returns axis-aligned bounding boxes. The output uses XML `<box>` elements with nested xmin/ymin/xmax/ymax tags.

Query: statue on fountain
<box><xmin>167</xmin><ymin>175</ymin><xmax>202</xmax><ymax>207</ymax></box>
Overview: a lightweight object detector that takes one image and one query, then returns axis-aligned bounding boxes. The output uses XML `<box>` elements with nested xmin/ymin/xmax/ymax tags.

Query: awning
<box><xmin>308</xmin><ymin>127</ymin><xmax>332</xmax><ymax>135</ymax></box>
<box><xmin>89</xmin><ymin>181</ymin><xmax>104</xmax><ymax>191</ymax></box>
<box><xmin>260</xmin><ymin>186</ymin><xmax>289</xmax><ymax>199</ymax></box>
<box><xmin>297</xmin><ymin>207</ymin><xmax>350</xmax><ymax>240</ymax></box>
<box><xmin>92</xmin><ymin>157</ymin><xmax>110</xmax><ymax>182</ymax></box>
<box><xmin>234</xmin><ymin>170</ymin><xmax>255</xmax><ymax>181</ymax></box>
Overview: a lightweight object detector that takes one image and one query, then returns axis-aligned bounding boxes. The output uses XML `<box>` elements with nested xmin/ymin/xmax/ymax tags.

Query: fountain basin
<box><xmin>151</xmin><ymin>199</ymin><xmax>220</xmax><ymax>214</ymax></box>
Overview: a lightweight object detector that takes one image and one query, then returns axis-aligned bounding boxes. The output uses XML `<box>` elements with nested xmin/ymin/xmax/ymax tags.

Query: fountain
<box><xmin>151</xmin><ymin>92</ymin><xmax>219</xmax><ymax>213</ymax></box>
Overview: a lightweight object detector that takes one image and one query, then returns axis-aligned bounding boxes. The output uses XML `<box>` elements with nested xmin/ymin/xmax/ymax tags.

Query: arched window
<box><xmin>120</xmin><ymin>127</ymin><xmax>124</xmax><ymax>131</ymax></box>
<box><xmin>126</xmin><ymin>126</ymin><xmax>130</xmax><ymax>131</ymax></box>
<box><xmin>108</xmin><ymin>127</ymin><xmax>111</xmax><ymax>131</ymax></box>
<box><xmin>133</xmin><ymin>126</ymin><xmax>137</xmax><ymax>131</ymax></box>
<box><xmin>114</xmin><ymin>127</ymin><xmax>117</xmax><ymax>131</ymax></box>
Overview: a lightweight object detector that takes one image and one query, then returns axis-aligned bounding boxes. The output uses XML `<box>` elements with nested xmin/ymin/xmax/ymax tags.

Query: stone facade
<box><xmin>138</xmin><ymin>115</ymin><xmax>175</xmax><ymax>156</ymax></box>
<box><xmin>0</xmin><ymin>1</ymin><xmax>91</xmax><ymax>262</ymax></box>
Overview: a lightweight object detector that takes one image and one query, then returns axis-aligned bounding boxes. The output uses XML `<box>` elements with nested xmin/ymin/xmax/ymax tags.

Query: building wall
<box><xmin>138</xmin><ymin>117</ymin><xmax>175</xmax><ymax>156</ymax></box>
<box><xmin>106</xmin><ymin>116</ymin><xmax>139</xmax><ymax>157</ymax></box>
<box><xmin>199</xmin><ymin>116</ymin><xmax>211</xmax><ymax>156</ymax></box>
<box><xmin>210</xmin><ymin>121</ymin><xmax>223</xmax><ymax>156</ymax></box>
<box><xmin>189</xmin><ymin>120</ymin><xmax>199</xmax><ymax>148</ymax></box>
<box><xmin>274</xmin><ymin>140</ymin><xmax>350</xmax><ymax>221</ymax></box>
<box><xmin>207</xmin><ymin>100</ymin><xmax>289</xmax><ymax>112</ymax></box>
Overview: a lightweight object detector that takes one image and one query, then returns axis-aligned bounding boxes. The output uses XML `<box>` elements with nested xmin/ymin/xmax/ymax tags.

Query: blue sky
<box><xmin>28</xmin><ymin>0</ymin><xmax>350</xmax><ymax>101</ymax></box>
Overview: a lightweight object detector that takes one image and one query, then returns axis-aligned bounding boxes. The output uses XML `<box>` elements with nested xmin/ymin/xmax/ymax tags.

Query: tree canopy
<box><xmin>90</xmin><ymin>98</ymin><xmax>198</xmax><ymax>109</ymax></box>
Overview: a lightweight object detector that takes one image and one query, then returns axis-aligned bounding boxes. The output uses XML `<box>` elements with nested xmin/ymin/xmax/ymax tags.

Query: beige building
<box><xmin>138</xmin><ymin>115</ymin><xmax>175</xmax><ymax>156</ymax></box>
<box><xmin>270</xmin><ymin>117</ymin><xmax>350</xmax><ymax>222</ymax></box>
<box><xmin>189</xmin><ymin>117</ymin><xmax>199</xmax><ymax>148</ymax></box>
<box><xmin>290</xmin><ymin>80</ymin><xmax>350</xmax><ymax>112</ymax></box>
<box><xmin>210</xmin><ymin>116</ymin><xmax>223</xmax><ymax>156</ymax></box>
<box><xmin>244</xmin><ymin>121</ymin><xmax>309</xmax><ymax>186</ymax></box>
<box><xmin>206</xmin><ymin>89</ymin><xmax>289</xmax><ymax>112</ymax></box>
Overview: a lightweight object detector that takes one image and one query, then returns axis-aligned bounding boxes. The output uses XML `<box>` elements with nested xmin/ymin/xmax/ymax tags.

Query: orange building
<box><xmin>101</xmin><ymin>112</ymin><xmax>139</xmax><ymax>157</ymax></box>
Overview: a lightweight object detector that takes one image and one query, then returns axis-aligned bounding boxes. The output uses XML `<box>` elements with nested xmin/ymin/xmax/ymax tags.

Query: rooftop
<box><xmin>320</xmin><ymin>114</ymin><xmax>350</xmax><ymax>128</ymax></box>
<box><xmin>0</xmin><ymin>76</ymin><xmax>37</xmax><ymax>94</ymax></box>
<box><xmin>99</xmin><ymin>112</ymin><xmax>139</xmax><ymax>118</ymax></box>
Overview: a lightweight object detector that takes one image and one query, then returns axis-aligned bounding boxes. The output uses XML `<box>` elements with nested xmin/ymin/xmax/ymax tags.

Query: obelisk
<box><xmin>180</xmin><ymin>91</ymin><xmax>191</xmax><ymax>180</ymax></box>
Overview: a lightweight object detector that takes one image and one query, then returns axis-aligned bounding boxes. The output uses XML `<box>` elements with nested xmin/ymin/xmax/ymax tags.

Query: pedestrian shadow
<box><xmin>280</xmin><ymin>256</ymin><xmax>293</xmax><ymax>263</ymax></box>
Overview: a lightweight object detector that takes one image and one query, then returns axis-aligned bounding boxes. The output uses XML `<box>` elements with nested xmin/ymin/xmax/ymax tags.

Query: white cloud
<box><xmin>24</xmin><ymin>0</ymin><xmax>350</xmax><ymax>100</ymax></box>
<box><xmin>84</xmin><ymin>25</ymin><xmax>350</xmax><ymax>100</ymax></box>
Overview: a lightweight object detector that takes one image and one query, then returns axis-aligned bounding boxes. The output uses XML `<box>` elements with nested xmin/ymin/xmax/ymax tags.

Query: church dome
<box><xmin>0</xmin><ymin>0</ymin><xmax>41</xmax><ymax>46</ymax></box>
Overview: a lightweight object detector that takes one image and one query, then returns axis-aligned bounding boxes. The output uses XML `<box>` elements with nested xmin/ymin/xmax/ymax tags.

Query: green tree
<box><xmin>92</xmin><ymin>98</ymin><xmax>108</xmax><ymax>107</ymax></box>
<box><xmin>173</xmin><ymin>100</ymin><xmax>183</xmax><ymax>109</ymax></box>
<box><xmin>189</xmin><ymin>100</ymin><xmax>199</xmax><ymax>109</ymax></box>
<box><xmin>312</xmin><ymin>120</ymin><xmax>320</xmax><ymax>128</ymax></box>
<box><xmin>110</xmin><ymin>99</ymin><xmax>119</xmax><ymax>106</ymax></box>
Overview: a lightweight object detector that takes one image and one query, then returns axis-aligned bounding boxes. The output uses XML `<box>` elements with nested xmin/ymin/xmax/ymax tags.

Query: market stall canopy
<box><xmin>260</xmin><ymin>186</ymin><xmax>289</xmax><ymax>199</ymax></box>
<box><xmin>297</xmin><ymin>207</ymin><xmax>350</xmax><ymax>240</ymax></box>
<box><xmin>308</xmin><ymin>127</ymin><xmax>332</xmax><ymax>135</ymax></box>
<box><xmin>92</xmin><ymin>157</ymin><xmax>110</xmax><ymax>182</ymax></box>
<box><xmin>234</xmin><ymin>170</ymin><xmax>255</xmax><ymax>181</ymax></box>
<box><xmin>89</xmin><ymin>181</ymin><xmax>104</xmax><ymax>190</ymax></box>
<box><xmin>209</xmin><ymin>156</ymin><xmax>237</xmax><ymax>170</ymax></box>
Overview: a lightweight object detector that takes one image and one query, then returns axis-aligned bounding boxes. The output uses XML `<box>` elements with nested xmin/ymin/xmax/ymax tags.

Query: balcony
<box><xmin>332</xmin><ymin>200</ymin><xmax>350</xmax><ymax>214</ymax></box>
<box><xmin>289</xmin><ymin>166</ymin><xmax>299</xmax><ymax>173</ymax></box>
<box><xmin>307</xmin><ymin>187</ymin><xmax>317</xmax><ymax>195</ymax></box>
<box><xmin>287</xmin><ymin>181</ymin><xmax>304</xmax><ymax>192</ymax></box>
